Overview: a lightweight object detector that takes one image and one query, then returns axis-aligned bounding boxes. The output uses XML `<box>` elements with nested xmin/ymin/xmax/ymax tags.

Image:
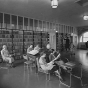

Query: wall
<box><xmin>0</xmin><ymin>12</ymin><xmax>78</xmax><ymax>50</ymax></box>
<box><xmin>73</xmin><ymin>34</ymin><xmax>78</xmax><ymax>47</ymax></box>
<box><xmin>49</xmin><ymin>32</ymin><xmax>56</xmax><ymax>50</ymax></box>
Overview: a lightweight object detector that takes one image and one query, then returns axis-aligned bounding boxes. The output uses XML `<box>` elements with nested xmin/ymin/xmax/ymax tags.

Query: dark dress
<box><xmin>45</xmin><ymin>49</ymin><xmax>52</xmax><ymax>63</ymax></box>
<box><xmin>65</xmin><ymin>38</ymin><xmax>70</xmax><ymax>51</ymax></box>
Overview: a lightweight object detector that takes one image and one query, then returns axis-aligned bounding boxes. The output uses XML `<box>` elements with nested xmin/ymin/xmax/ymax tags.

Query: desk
<box><xmin>28</xmin><ymin>50</ymin><xmax>39</xmax><ymax>56</ymax></box>
<box><xmin>55</xmin><ymin>61</ymin><xmax>76</xmax><ymax>70</ymax></box>
<box><xmin>56</xmin><ymin>61</ymin><xmax>82</xmax><ymax>88</ymax></box>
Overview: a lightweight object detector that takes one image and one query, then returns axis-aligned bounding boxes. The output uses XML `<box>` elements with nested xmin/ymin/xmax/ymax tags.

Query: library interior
<box><xmin>0</xmin><ymin>0</ymin><xmax>88</xmax><ymax>88</ymax></box>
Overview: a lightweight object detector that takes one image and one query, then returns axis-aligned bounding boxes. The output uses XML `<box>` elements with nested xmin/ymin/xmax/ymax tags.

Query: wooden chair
<box><xmin>1</xmin><ymin>51</ymin><xmax>9</xmax><ymax>63</ymax></box>
<box><xmin>36</xmin><ymin>57</ymin><xmax>50</xmax><ymax>81</ymax></box>
<box><xmin>23</xmin><ymin>54</ymin><xmax>36</xmax><ymax>72</ymax></box>
<box><xmin>0</xmin><ymin>51</ymin><xmax>10</xmax><ymax>70</ymax></box>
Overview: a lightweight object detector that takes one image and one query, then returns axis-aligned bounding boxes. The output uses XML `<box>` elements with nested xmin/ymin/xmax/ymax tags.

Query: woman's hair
<box><xmin>46</xmin><ymin>44</ymin><xmax>50</xmax><ymax>49</ymax></box>
<box><xmin>51</xmin><ymin>49</ymin><xmax>55</xmax><ymax>53</ymax></box>
<box><xmin>3</xmin><ymin>45</ymin><xmax>7</xmax><ymax>49</ymax></box>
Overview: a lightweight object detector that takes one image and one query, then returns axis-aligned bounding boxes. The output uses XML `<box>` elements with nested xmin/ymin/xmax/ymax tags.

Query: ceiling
<box><xmin>0</xmin><ymin>0</ymin><xmax>88</xmax><ymax>27</ymax></box>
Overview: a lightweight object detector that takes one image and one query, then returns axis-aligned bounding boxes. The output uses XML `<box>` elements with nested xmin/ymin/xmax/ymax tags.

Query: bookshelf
<box><xmin>0</xmin><ymin>12</ymin><xmax>77</xmax><ymax>60</ymax></box>
<box><xmin>12</xmin><ymin>30</ymin><xmax>23</xmax><ymax>57</ymax></box>
<box><xmin>41</xmin><ymin>32</ymin><xmax>49</xmax><ymax>48</ymax></box>
<box><xmin>23</xmin><ymin>30</ymin><xmax>33</xmax><ymax>53</ymax></box>
<box><xmin>33</xmin><ymin>31</ymin><xmax>41</xmax><ymax>47</ymax></box>
<box><xmin>56</xmin><ymin>33</ymin><xmax>72</xmax><ymax>51</ymax></box>
<box><xmin>0</xmin><ymin>28</ymin><xmax>49</xmax><ymax>59</ymax></box>
<box><xmin>0</xmin><ymin>29</ymin><xmax>12</xmax><ymax>53</ymax></box>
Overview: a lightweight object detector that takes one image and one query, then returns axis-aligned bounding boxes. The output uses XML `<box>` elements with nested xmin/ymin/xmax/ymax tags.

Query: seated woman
<box><xmin>1</xmin><ymin>45</ymin><xmax>14</xmax><ymax>67</ymax></box>
<box><xmin>27</xmin><ymin>45</ymin><xmax>33</xmax><ymax>54</ymax></box>
<box><xmin>28</xmin><ymin>45</ymin><xmax>40</xmax><ymax>55</ymax></box>
<box><xmin>49</xmin><ymin>49</ymin><xmax>60</xmax><ymax>61</ymax></box>
<box><xmin>39</xmin><ymin>51</ymin><xmax>63</xmax><ymax>80</ymax></box>
<box><xmin>49</xmin><ymin>49</ymin><xmax>56</xmax><ymax>61</ymax></box>
<box><xmin>44</xmin><ymin>44</ymin><xmax>52</xmax><ymax>63</ymax></box>
<box><xmin>49</xmin><ymin>49</ymin><xmax>67</xmax><ymax>74</ymax></box>
<box><xmin>27</xmin><ymin>45</ymin><xmax>40</xmax><ymax>61</ymax></box>
<box><xmin>23</xmin><ymin>45</ymin><xmax>33</xmax><ymax>61</ymax></box>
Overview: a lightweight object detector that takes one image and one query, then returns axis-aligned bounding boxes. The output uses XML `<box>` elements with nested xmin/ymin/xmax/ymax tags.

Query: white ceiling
<box><xmin>0</xmin><ymin>0</ymin><xmax>88</xmax><ymax>27</ymax></box>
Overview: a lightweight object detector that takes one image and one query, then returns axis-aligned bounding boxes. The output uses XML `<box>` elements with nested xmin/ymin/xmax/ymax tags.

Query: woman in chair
<box><xmin>39</xmin><ymin>51</ymin><xmax>63</xmax><ymax>80</ymax></box>
<box><xmin>1</xmin><ymin>45</ymin><xmax>14</xmax><ymax>67</ymax></box>
<box><xmin>27</xmin><ymin>44</ymin><xmax>40</xmax><ymax>61</ymax></box>
<box><xmin>44</xmin><ymin>44</ymin><xmax>52</xmax><ymax>63</ymax></box>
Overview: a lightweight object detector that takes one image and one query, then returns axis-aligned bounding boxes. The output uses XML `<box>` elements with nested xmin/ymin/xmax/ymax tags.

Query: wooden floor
<box><xmin>0</xmin><ymin>50</ymin><xmax>88</xmax><ymax>88</ymax></box>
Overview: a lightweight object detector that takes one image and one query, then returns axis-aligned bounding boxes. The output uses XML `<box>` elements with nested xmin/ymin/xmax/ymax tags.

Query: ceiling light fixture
<box><xmin>51</xmin><ymin>0</ymin><xmax>59</xmax><ymax>8</ymax></box>
<box><xmin>83</xmin><ymin>15</ymin><xmax>88</xmax><ymax>20</ymax></box>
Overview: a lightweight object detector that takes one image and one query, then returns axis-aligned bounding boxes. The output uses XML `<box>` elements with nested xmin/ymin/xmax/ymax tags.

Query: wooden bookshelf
<box><xmin>0</xmin><ymin>29</ymin><xmax>12</xmax><ymax>53</ymax></box>
<box><xmin>23</xmin><ymin>30</ymin><xmax>33</xmax><ymax>53</ymax></box>
<box><xmin>41</xmin><ymin>32</ymin><xmax>49</xmax><ymax>48</ymax></box>
<box><xmin>0</xmin><ymin>28</ymin><xmax>49</xmax><ymax>59</ymax></box>
<box><xmin>56</xmin><ymin>33</ymin><xmax>72</xmax><ymax>51</ymax></box>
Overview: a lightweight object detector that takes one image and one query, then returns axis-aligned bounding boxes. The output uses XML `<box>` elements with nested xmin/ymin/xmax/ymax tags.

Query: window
<box><xmin>80</xmin><ymin>32</ymin><xmax>88</xmax><ymax>42</ymax></box>
<box><xmin>34</xmin><ymin>20</ymin><xmax>38</xmax><ymax>31</ymax></box>
<box><xmin>12</xmin><ymin>15</ymin><xmax>17</xmax><ymax>29</ymax></box>
<box><xmin>0</xmin><ymin>13</ymin><xmax>3</xmax><ymax>28</ymax></box>
<box><xmin>29</xmin><ymin>19</ymin><xmax>33</xmax><ymax>30</ymax></box>
<box><xmin>83</xmin><ymin>32</ymin><xmax>88</xmax><ymax>37</ymax></box>
<box><xmin>24</xmin><ymin>17</ymin><xmax>28</xmax><ymax>30</ymax></box>
<box><xmin>4</xmin><ymin>14</ymin><xmax>10</xmax><ymax>29</ymax></box>
<box><xmin>83</xmin><ymin>38</ymin><xmax>88</xmax><ymax>42</ymax></box>
<box><xmin>18</xmin><ymin>16</ymin><xmax>23</xmax><ymax>30</ymax></box>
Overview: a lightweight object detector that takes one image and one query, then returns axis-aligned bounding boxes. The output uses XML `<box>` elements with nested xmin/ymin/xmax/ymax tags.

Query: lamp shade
<box><xmin>51</xmin><ymin>0</ymin><xmax>58</xmax><ymax>8</ymax></box>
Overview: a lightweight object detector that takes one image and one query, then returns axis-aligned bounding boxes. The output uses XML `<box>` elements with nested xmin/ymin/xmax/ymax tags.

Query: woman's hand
<box><xmin>50</xmin><ymin>61</ymin><xmax>54</xmax><ymax>64</ymax></box>
<box><xmin>9</xmin><ymin>55</ymin><xmax>12</xmax><ymax>57</ymax></box>
<box><xmin>58</xmin><ymin>53</ymin><xmax>61</xmax><ymax>57</ymax></box>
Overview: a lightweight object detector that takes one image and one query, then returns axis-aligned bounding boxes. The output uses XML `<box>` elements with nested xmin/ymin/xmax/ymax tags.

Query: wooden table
<box><xmin>56</xmin><ymin>61</ymin><xmax>82</xmax><ymax>88</ymax></box>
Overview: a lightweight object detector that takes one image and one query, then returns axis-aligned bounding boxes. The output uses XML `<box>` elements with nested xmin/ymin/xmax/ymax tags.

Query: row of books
<box><xmin>0</xmin><ymin>29</ymin><xmax>49</xmax><ymax>55</ymax></box>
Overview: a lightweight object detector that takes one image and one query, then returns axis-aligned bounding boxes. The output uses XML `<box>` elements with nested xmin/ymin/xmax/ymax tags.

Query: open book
<box><xmin>51</xmin><ymin>53</ymin><xmax>60</xmax><ymax>63</ymax></box>
<box><xmin>65</xmin><ymin>62</ymin><xmax>75</xmax><ymax>66</ymax></box>
<box><xmin>28</xmin><ymin>50</ymin><xmax>39</xmax><ymax>55</ymax></box>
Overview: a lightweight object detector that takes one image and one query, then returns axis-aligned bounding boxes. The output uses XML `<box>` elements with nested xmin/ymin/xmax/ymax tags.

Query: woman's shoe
<box><xmin>55</xmin><ymin>72</ymin><xmax>63</xmax><ymax>80</ymax></box>
<box><xmin>10</xmin><ymin>63</ymin><xmax>15</xmax><ymax>68</ymax></box>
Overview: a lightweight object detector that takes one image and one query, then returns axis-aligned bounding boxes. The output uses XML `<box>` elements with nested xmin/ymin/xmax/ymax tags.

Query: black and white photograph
<box><xmin>0</xmin><ymin>0</ymin><xmax>88</xmax><ymax>88</ymax></box>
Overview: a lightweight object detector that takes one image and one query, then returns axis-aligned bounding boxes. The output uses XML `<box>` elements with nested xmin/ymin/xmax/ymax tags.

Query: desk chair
<box><xmin>71</xmin><ymin>63</ymin><xmax>88</xmax><ymax>87</ymax></box>
<box><xmin>24</xmin><ymin>61</ymin><xmax>35</xmax><ymax>71</ymax></box>
<box><xmin>36</xmin><ymin>57</ymin><xmax>50</xmax><ymax>81</ymax></box>
<box><xmin>57</xmin><ymin>61</ymin><xmax>75</xmax><ymax>88</ymax></box>
<box><xmin>59</xmin><ymin>62</ymin><xmax>87</xmax><ymax>88</ymax></box>
<box><xmin>23</xmin><ymin>54</ymin><xmax>36</xmax><ymax>72</ymax></box>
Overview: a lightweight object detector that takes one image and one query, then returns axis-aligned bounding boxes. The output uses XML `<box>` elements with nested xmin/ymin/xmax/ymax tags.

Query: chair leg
<box><xmin>24</xmin><ymin>63</ymin><xmax>28</xmax><ymax>71</ymax></box>
<box><xmin>46</xmin><ymin>73</ymin><xmax>50</xmax><ymax>81</ymax></box>
<box><xmin>29</xmin><ymin>65</ymin><xmax>32</xmax><ymax>72</ymax></box>
<box><xmin>24</xmin><ymin>63</ymin><xmax>26</xmax><ymax>71</ymax></box>
<box><xmin>46</xmin><ymin>74</ymin><xmax>48</xmax><ymax>81</ymax></box>
<box><xmin>48</xmin><ymin>73</ymin><xmax>50</xmax><ymax>81</ymax></box>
